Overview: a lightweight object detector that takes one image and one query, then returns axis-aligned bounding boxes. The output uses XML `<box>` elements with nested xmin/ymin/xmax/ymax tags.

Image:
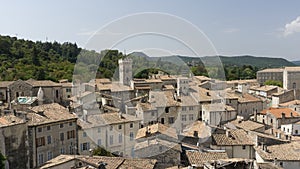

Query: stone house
<box><xmin>26</xmin><ymin>103</ymin><xmax>77</xmax><ymax>168</ymax></box>
<box><xmin>256</xmin><ymin>107</ymin><xmax>300</xmax><ymax>129</ymax></box>
<box><xmin>255</xmin><ymin>141</ymin><xmax>300</xmax><ymax>169</ymax></box>
<box><xmin>211</xmin><ymin>129</ymin><xmax>255</xmax><ymax>159</ymax></box>
<box><xmin>77</xmin><ymin>111</ymin><xmax>141</xmax><ymax>157</ymax></box>
<box><xmin>256</xmin><ymin>68</ymin><xmax>284</xmax><ymax>85</ymax></box>
<box><xmin>0</xmin><ymin>114</ymin><xmax>28</xmax><ymax>169</ymax></box>
<box><xmin>185</xmin><ymin>150</ymin><xmax>228</xmax><ymax>168</ymax></box>
<box><xmin>237</xmin><ymin>93</ymin><xmax>263</xmax><ymax>120</ymax></box>
<box><xmin>283</xmin><ymin>67</ymin><xmax>300</xmax><ymax>90</ymax></box>
<box><xmin>202</xmin><ymin>103</ymin><xmax>236</xmax><ymax>126</ymax></box>
<box><xmin>134</xmin><ymin>123</ymin><xmax>181</xmax><ymax>169</ymax></box>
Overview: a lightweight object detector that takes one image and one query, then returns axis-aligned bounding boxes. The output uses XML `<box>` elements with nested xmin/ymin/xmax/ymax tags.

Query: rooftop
<box><xmin>260</xmin><ymin>107</ymin><xmax>300</xmax><ymax>119</ymax></box>
<box><xmin>134</xmin><ymin>138</ymin><xmax>182</xmax><ymax>152</ymax></box>
<box><xmin>230</xmin><ymin>119</ymin><xmax>265</xmax><ymax>131</ymax></box>
<box><xmin>41</xmin><ymin>155</ymin><xmax>157</xmax><ymax>169</ymax></box>
<box><xmin>136</xmin><ymin>123</ymin><xmax>178</xmax><ymax>140</ymax></box>
<box><xmin>257</xmin><ymin>68</ymin><xmax>284</xmax><ymax>73</ymax></box>
<box><xmin>26</xmin><ymin>79</ymin><xmax>61</xmax><ymax>87</ymax></box>
<box><xmin>212</xmin><ymin>129</ymin><xmax>254</xmax><ymax>146</ymax></box>
<box><xmin>255</xmin><ymin>141</ymin><xmax>300</xmax><ymax>161</ymax></box>
<box><xmin>284</xmin><ymin>66</ymin><xmax>300</xmax><ymax>72</ymax></box>
<box><xmin>238</xmin><ymin>93</ymin><xmax>261</xmax><ymax>103</ymax></box>
<box><xmin>186</xmin><ymin>151</ymin><xmax>228</xmax><ymax>167</ymax></box>
<box><xmin>181</xmin><ymin>121</ymin><xmax>211</xmax><ymax>138</ymax></box>
<box><xmin>0</xmin><ymin>114</ymin><xmax>25</xmax><ymax>127</ymax></box>
<box><xmin>149</xmin><ymin>90</ymin><xmax>179</xmax><ymax>107</ymax></box>
<box><xmin>279</xmin><ymin>100</ymin><xmax>300</xmax><ymax>107</ymax></box>
<box><xmin>256</xmin><ymin>85</ymin><xmax>278</xmax><ymax>92</ymax></box>
<box><xmin>202</xmin><ymin>103</ymin><xmax>235</xmax><ymax>112</ymax></box>
<box><xmin>27</xmin><ymin>103</ymin><xmax>77</xmax><ymax>126</ymax></box>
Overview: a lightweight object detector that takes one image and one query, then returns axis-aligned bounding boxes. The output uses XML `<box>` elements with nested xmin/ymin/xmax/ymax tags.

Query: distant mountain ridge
<box><xmin>130</xmin><ymin>52</ymin><xmax>296</xmax><ymax>69</ymax></box>
<box><xmin>292</xmin><ymin>60</ymin><xmax>300</xmax><ymax>66</ymax></box>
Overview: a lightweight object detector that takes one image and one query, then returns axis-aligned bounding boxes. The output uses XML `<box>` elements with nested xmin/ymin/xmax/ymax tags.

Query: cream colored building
<box><xmin>283</xmin><ymin>67</ymin><xmax>300</xmax><ymax>90</ymax></box>
<box><xmin>26</xmin><ymin>103</ymin><xmax>77</xmax><ymax>168</ymax></box>
<box><xmin>202</xmin><ymin>103</ymin><xmax>236</xmax><ymax>126</ymax></box>
<box><xmin>257</xmin><ymin>68</ymin><xmax>284</xmax><ymax>85</ymax></box>
<box><xmin>77</xmin><ymin>112</ymin><xmax>141</xmax><ymax>157</ymax></box>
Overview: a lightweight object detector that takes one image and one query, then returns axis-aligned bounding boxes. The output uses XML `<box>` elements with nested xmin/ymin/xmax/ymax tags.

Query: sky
<box><xmin>1</xmin><ymin>0</ymin><xmax>300</xmax><ymax>60</ymax></box>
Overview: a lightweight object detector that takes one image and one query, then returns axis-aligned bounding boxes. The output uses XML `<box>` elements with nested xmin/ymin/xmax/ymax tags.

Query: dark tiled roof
<box><xmin>212</xmin><ymin>129</ymin><xmax>254</xmax><ymax>146</ymax></box>
<box><xmin>136</xmin><ymin>123</ymin><xmax>178</xmax><ymax>140</ymax></box>
<box><xmin>186</xmin><ymin>151</ymin><xmax>228</xmax><ymax>167</ymax></box>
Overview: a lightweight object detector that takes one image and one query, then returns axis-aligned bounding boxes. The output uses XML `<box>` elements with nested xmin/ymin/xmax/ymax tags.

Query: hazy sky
<box><xmin>1</xmin><ymin>0</ymin><xmax>300</xmax><ymax>60</ymax></box>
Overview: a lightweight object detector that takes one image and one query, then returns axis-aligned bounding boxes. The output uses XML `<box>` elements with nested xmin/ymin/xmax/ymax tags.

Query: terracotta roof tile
<box><xmin>186</xmin><ymin>151</ymin><xmax>228</xmax><ymax>167</ymax></box>
<box><xmin>260</xmin><ymin>107</ymin><xmax>300</xmax><ymax>119</ymax></box>
<box><xmin>212</xmin><ymin>129</ymin><xmax>254</xmax><ymax>146</ymax></box>
<box><xmin>136</xmin><ymin>123</ymin><xmax>178</xmax><ymax>140</ymax></box>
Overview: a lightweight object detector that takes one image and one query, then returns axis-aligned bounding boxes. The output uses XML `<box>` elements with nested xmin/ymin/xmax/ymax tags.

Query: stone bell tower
<box><xmin>118</xmin><ymin>58</ymin><xmax>133</xmax><ymax>86</ymax></box>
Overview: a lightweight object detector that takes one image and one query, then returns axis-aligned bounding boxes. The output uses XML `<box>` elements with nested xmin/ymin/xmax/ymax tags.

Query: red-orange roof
<box><xmin>260</xmin><ymin>107</ymin><xmax>300</xmax><ymax>119</ymax></box>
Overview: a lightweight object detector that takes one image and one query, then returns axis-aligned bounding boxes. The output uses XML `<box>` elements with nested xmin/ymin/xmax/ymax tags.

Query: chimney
<box><xmin>193</xmin><ymin>131</ymin><xmax>199</xmax><ymax>138</ymax></box>
<box><xmin>282</xmin><ymin>113</ymin><xmax>285</xmax><ymax>119</ymax></box>
<box><xmin>226</xmin><ymin>130</ymin><xmax>230</xmax><ymax>137</ymax></box>
<box><xmin>263</xmin><ymin>144</ymin><xmax>268</xmax><ymax>152</ymax></box>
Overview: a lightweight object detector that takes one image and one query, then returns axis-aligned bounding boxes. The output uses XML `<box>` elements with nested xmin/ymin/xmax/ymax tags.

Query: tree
<box><xmin>0</xmin><ymin>152</ymin><xmax>6</xmax><ymax>169</ymax></box>
<box><xmin>92</xmin><ymin>146</ymin><xmax>114</xmax><ymax>157</ymax></box>
<box><xmin>264</xmin><ymin>80</ymin><xmax>283</xmax><ymax>87</ymax></box>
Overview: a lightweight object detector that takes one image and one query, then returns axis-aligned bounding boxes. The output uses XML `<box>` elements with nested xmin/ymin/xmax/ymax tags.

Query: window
<box><xmin>109</xmin><ymin>135</ymin><xmax>113</xmax><ymax>145</ymax></box>
<box><xmin>242</xmin><ymin>145</ymin><xmax>246</xmax><ymax>150</ymax></box>
<box><xmin>98</xmin><ymin>139</ymin><xmax>102</xmax><ymax>146</ymax></box>
<box><xmin>47</xmin><ymin>151</ymin><xmax>53</xmax><ymax>161</ymax></box>
<box><xmin>38</xmin><ymin>127</ymin><xmax>42</xmax><ymax>132</ymax></box>
<box><xmin>168</xmin><ymin>117</ymin><xmax>175</xmax><ymax>124</ymax></box>
<box><xmin>56</xmin><ymin>90</ymin><xmax>59</xmax><ymax>98</ymax></box>
<box><xmin>47</xmin><ymin>126</ymin><xmax>51</xmax><ymax>131</ymax></box>
<box><xmin>161</xmin><ymin>118</ymin><xmax>165</xmax><ymax>124</ymax></box>
<box><xmin>151</xmin><ymin>111</ymin><xmax>155</xmax><ymax>116</ymax></box>
<box><xmin>98</xmin><ymin>128</ymin><xmax>101</xmax><ymax>133</ymax></box>
<box><xmin>189</xmin><ymin>114</ymin><xmax>194</xmax><ymax>121</ymax></box>
<box><xmin>36</xmin><ymin>137</ymin><xmax>45</xmax><ymax>147</ymax></box>
<box><xmin>67</xmin><ymin>130</ymin><xmax>76</xmax><ymax>139</ymax></box>
<box><xmin>165</xmin><ymin>107</ymin><xmax>169</xmax><ymax>113</ymax></box>
<box><xmin>270</xmin><ymin>119</ymin><xmax>273</xmax><ymax>124</ymax></box>
<box><xmin>69</xmin><ymin>122</ymin><xmax>73</xmax><ymax>126</ymax></box>
<box><xmin>130</xmin><ymin>132</ymin><xmax>134</xmax><ymax>141</ymax></box>
<box><xmin>159</xmin><ymin>146</ymin><xmax>163</xmax><ymax>151</ymax></box>
<box><xmin>119</xmin><ymin>133</ymin><xmax>122</xmax><ymax>143</ymax></box>
<box><xmin>189</xmin><ymin>106</ymin><xmax>193</xmax><ymax>111</ymax></box>
<box><xmin>283</xmin><ymin>127</ymin><xmax>285</xmax><ymax>131</ymax></box>
<box><xmin>293</xmin><ymin>82</ymin><xmax>296</xmax><ymax>89</ymax></box>
<box><xmin>47</xmin><ymin>136</ymin><xmax>51</xmax><ymax>144</ymax></box>
<box><xmin>83</xmin><ymin>131</ymin><xmax>87</xmax><ymax>137</ymax></box>
<box><xmin>60</xmin><ymin>148</ymin><xmax>65</xmax><ymax>154</ymax></box>
<box><xmin>66</xmin><ymin>88</ymin><xmax>71</xmax><ymax>92</ymax></box>
<box><xmin>296</xmin><ymin>130</ymin><xmax>298</xmax><ymax>134</ymax></box>
<box><xmin>80</xmin><ymin>142</ymin><xmax>90</xmax><ymax>151</ymax></box>
<box><xmin>130</xmin><ymin>123</ymin><xmax>133</xmax><ymax>128</ymax></box>
<box><xmin>60</xmin><ymin>123</ymin><xmax>64</xmax><ymax>128</ymax></box>
<box><xmin>110</xmin><ymin>126</ymin><xmax>113</xmax><ymax>131</ymax></box>
<box><xmin>279</xmin><ymin>162</ymin><xmax>283</xmax><ymax>167</ymax></box>
<box><xmin>182</xmin><ymin>107</ymin><xmax>186</xmax><ymax>111</ymax></box>
<box><xmin>181</xmin><ymin>115</ymin><xmax>187</xmax><ymax>121</ymax></box>
<box><xmin>60</xmin><ymin>133</ymin><xmax>64</xmax><ymax>141</ymax></box>
<box><xmin>38</xmin><ymin>153</ymin><xmax>44</xmax><ymax>165</ymax></box>
<box><xmin>118</xmin><ymin>125</ymin><xmax>122</xmax><ymax>130</ymax></box>
<box><xmin>287</xmin><ymin>128</ymin><xmax>290</xmax><ymax>132</ymax></box>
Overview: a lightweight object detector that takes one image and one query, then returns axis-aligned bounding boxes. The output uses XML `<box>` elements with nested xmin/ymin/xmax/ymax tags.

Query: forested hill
<box><xmin>0</xmin><ymin>34</ymin><xmax>296</xmax><ymax>82</ymax></box>
<box><xmin>0</xmin><ymin>35</ymin><xmax>80</xmax><ymax>81</ymax></box>
<box><xmin>177</xmin><ymin>55</ymin><xmax>295</xmax><ymax>68</ymax></box>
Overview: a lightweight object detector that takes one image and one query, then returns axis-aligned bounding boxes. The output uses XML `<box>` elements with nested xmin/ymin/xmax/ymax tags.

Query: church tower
<box><xmin>118</xmin><ymin>58</ymin><xmax>133</xmax><ymax>86</ymax></box>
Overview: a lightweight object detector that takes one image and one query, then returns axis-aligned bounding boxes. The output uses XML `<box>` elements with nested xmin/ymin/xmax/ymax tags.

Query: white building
<box><xmin>77</xmin><ymin>112</ymin><xmax>141</xmax><ymax>157</ymax></box>
<box><xmin>202</xmin><ymin>103</ymin><xmax>236</xmax><ymax>126</ymax></box>
<box><xmin>281</xmin><ymin>121</ymin><xmax>300</xmax><ymax>136</ymax></box>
